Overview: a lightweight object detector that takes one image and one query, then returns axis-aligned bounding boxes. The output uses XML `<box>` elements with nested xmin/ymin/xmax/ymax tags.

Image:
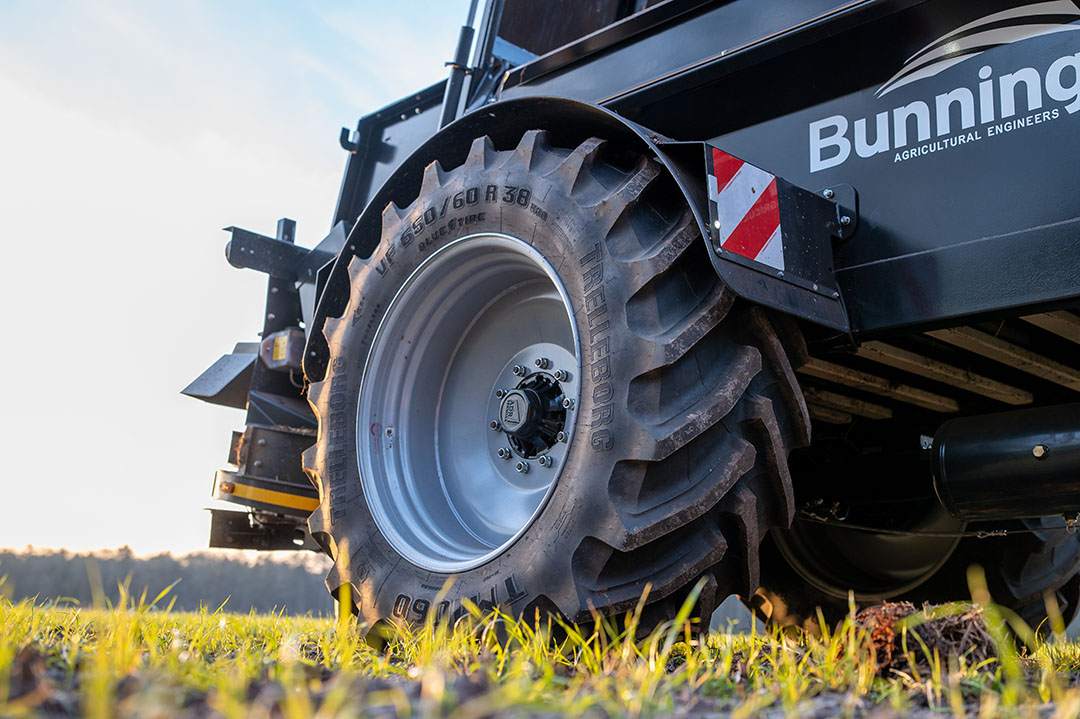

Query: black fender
<box><xmin>306</xmin><ymin>96</ymin><xmax>844</xmax><ymax>381</ymax></box>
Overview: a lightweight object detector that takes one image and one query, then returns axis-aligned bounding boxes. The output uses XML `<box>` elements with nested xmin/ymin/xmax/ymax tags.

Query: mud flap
<box><xmin>701</xmin><ymin>143</ymin><xmax>851</xmax><ymax>333</ymax></box>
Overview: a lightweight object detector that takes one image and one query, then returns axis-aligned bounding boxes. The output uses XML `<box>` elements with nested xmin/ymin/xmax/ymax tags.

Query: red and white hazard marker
<box><xmin>708</xmin><ymin>148</ymin><xmax>783</xmax><ymax>272</ymax></box>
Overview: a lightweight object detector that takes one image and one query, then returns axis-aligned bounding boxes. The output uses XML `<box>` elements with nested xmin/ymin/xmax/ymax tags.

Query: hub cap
<box><xmin>357</xmin><ymin>234</ymin><xmax>580</xmax><ymax>573</ymax></box>
<box><xmin>500</xmin><ymin>390</ymin><xmax>534</xmax><ymax>435</ymax></box>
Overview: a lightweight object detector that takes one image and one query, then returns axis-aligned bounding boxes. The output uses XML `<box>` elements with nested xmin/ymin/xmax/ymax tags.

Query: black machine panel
<box><xmin>701</xmin><ymin>0</ymin><xmax>1080</xmax><ymax>332</ymax></box>
<box><xmin>333</xmin><ymin>0</ymin><xmax>1080</xmax><ymax>338</ymax></box>
<box><xmin>488</xmin><ymin>0</ymin><xmax>1080</xmax><ymax>334</ymax></box>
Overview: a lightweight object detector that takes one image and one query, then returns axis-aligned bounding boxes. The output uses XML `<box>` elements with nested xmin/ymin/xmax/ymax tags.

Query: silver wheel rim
<box><xmin>358</xmin><ymin>233</ymin><xmax>580</xmax><ymax>573</ymax></box>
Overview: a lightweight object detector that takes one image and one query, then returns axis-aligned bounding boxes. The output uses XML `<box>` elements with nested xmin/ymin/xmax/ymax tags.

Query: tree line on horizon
<box><xmin>0</xmin><ymin>547</ymin><xmax>335</xmax><ymax>615</ymax></box>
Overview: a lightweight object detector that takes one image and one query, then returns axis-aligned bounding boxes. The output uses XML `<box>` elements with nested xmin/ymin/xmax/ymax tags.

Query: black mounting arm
<box><xmin>224</xmin><ymin>219</ymin><xmax>334</xmax><ymax>283</ymax></box>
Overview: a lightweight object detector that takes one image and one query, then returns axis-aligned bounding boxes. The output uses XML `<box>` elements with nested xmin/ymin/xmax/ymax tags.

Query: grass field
<box><xmin>4</xmin><ymin>571</ymin><xmax>1080</xmax><ymax>718</ymax></box>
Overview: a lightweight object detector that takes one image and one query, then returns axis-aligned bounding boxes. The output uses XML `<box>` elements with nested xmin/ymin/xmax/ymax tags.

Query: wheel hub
<box><xmin>498</xmin><ymin>373</ymin><xmax>567</xmax><ymax>458</ymax></box>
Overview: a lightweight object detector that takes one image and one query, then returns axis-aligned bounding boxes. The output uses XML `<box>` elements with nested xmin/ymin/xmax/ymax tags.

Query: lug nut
<box><xmin>490</xmin><ymin>420</ymin><xmax>501</xmax><ymax>431</ymax></box>
<box><xmin>516</xmin><ymin>461</ymin><xmax>530</xmax><ymax>474</ymax></box>
<box><xmin>513</xmin><ymin>365</ymin><xmax>527</xmax><ymax>376</ymax></box>
<box><xmin>538</xmin><ymin>456</ymin><xmax>554</xmax><ymax>468</ymax></box>
<box><xmin>561</xmin><ymin>397</ymin><xmax>574</xmax><ymax>410</ymax></box>
<box><xmin>497</xmin><ymin>447</ymin><xmax>510</xmax><ymax>459</ymax></box>
<box><xmin>495</xmin><ymin>389</ymin><xmax>506</xmax><ymax>399</ymax></box>
<box><xmin>556</xmin><ymin>431</ymin><xmax>568</xmax><ymax>443</ymax></box>
<box><xmin>553</xmin><ymin>369</ymin><xmax>568</xmax><ymax>382</ymax></box>
<box><xmin>535</xmin><ymin>357</ymin><xmax>550</xmax><ymax>369</ymax></box>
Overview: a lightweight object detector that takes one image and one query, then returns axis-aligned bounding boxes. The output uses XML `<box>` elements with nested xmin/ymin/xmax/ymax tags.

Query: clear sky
<box><xmin>0</xmin><ymin>1</ymin><xmax>472</xmax><ymax>555</ymax></box>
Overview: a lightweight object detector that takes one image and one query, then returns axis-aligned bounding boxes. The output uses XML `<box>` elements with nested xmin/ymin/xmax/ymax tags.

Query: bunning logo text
<box><xmin>809</xmin><ymin>2</ymin><xmax>1080</xmax><ymax>173</ymax></box>
<box><xmin>810</xmin><ymin>53</ymin><xmax>1079</xmax><ymax>172</ymax></box>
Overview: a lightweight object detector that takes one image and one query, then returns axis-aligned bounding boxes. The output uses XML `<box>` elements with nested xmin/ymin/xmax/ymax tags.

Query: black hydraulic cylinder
<box><xmin>932</xmin><ymin>404</ymin><xmax>1080</xmax><ymax>520</ymax></box>
<box><xmin>439</xmin><ymin>0</ymin><xmax>479</xmax><ymax>129</ymax></box>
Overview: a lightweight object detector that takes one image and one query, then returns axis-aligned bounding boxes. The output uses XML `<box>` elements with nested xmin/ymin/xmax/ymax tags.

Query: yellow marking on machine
<box><xmin>272</xmin><ymin>335</ymin><xmax>288</xmax><ymax>362</ymax></box>
<box><xmin>229</xmin><ymin>480</ymin><xmax>318</xmax><ymax>513</ymax></box>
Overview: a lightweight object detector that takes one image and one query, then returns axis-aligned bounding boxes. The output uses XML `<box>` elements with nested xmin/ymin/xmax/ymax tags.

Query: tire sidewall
<box><xmin>326</xmin><ymin>156</ymin><xmax>631</xmax><ymax>624</ymax></box>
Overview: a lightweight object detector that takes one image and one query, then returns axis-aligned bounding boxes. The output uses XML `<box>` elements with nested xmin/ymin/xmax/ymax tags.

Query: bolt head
<box><xmin>490</xmin><ymin>420</ymin><xmax>501</xmax><ymax>431</ymax></box>
<box><xmin>823</xmin><ymin>188</ymin><xmax>835</xmax><ymax>199</ymax></box>
<box><xmin>562</xmin><ymin>397</ymin><xmax>574</xmax><ymax>410</ymax></box>
<box><xmin>554</xmin><ymin>369</ymin><xmax>568</xmax><ymax>382</ymax></box>
<box><xmin>515</xmin><ymin>461</ymin><xmax>529</xmax><ymax>474</ymax></box>
<box><xmin>534</xmin><ymin>357</ymin><xmax>550</xmax><ymax>369</ymax></box>
<box><xmin>840</xmin><ymin>215</ymin><xmax>852</xmax><ymax>226</ymax></box>
<box><xmin>1033</xmin><ymin>444</ymin><xmax>1050</xmax><ymax>459</ymax></box>
<box><xmin>495</xmin><ymin>389</ymin><xmax>506</xmax><ymax>399</ymax></box>
<box><xmin>497</xmin><ymin>448</ymin><xmax>509</xmax><ymax>459</ymax></box>
<box><xmin>513</xmin><ymin>364</ymin><xmax>526</xmax><ymax>376</ymax></box>
<box><xmin>556</xmin><ymin>431</ymin><xmax>568</xmax><ymax>443</ymax></box>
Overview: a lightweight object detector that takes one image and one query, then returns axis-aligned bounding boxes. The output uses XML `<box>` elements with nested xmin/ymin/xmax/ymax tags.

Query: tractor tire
<box><xmin>303</xmin><ymin>130</ymin><xmax>810</xmax><ymax>631</ymax></box>
<box><xmin>915</xmin><ymin>518</ymin><xmax>1080</xmax><ymax>630</ymax></box>
<box><xmin>754</xmin><ymin>511</ymin><xmax>1080</xmax><ymax>633</ymax></box>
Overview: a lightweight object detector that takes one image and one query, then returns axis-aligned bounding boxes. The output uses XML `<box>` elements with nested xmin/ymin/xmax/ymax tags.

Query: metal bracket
<box><xmin>224</xmin><ymin>219</ymin><xmax>335</xmax><ymax>282</ymax></box>
<box><xmin>181</xmin><ymin>344</ymin><xmax>257</xmax><ymax>409</ymax></box>
<box><xmin>208</xmin><ymin>509</ymin><xmax>319</xmax><ymax>551</ymax></box>
<box><xmin>339</xmin><ymin>127</ymin><xmax>361</xmax><ymax>153</ymax></box>
<box><xmin>212</xmin><ymin>423</ymin><xmax>317</xmax><ymax>518</ymax></box>
<box><xmin>820</xmin><ymin>183</ymin><xmax>858</xmax><ymax>241</ymax></box>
